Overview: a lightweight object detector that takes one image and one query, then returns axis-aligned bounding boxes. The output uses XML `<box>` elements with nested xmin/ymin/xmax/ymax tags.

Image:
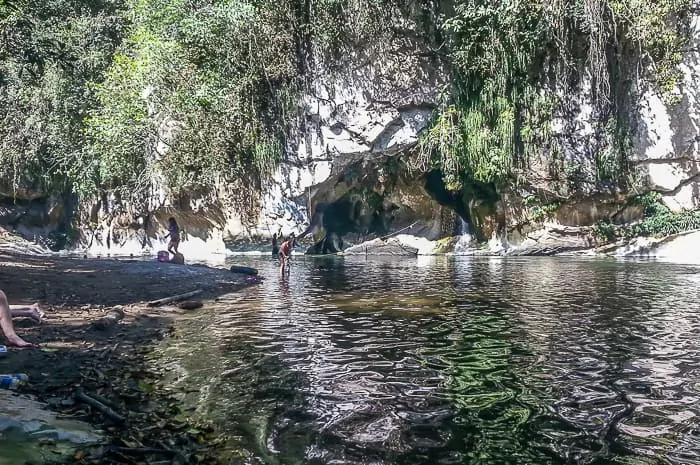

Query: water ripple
<box><xmin>153</xmin><ymin>256</ymin><xmax>700</xmax><ymax>465</ymax></box>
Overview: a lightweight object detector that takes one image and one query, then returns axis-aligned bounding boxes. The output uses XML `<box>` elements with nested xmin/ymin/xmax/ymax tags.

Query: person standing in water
<box><xmin>278</xmin><ymin>233</ymin><xmax>294</xmax><ymax>276</ymax></box>
<box><xmin>271</xmin><ymin>233</ymin><xmax>279</xmax><ymax>257</ymax></box>
<box><xmin>164</xmin><ymin>217</ymin><xmax>180</xmax><ymax>255</ymax></box>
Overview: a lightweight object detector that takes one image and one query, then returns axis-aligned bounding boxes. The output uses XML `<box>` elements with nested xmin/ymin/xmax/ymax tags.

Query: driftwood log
<box><xmin>75</xmin><ymin>391</ymin><xmax>126</xmax><ymax>423</ymax></box>
<box><xmin>92</xmin><ymin>308</ymin><xmax>125</xmax><ymax>330</ymax></box>
<box><xmin>147</xmin><ymin>289</ymin><xmax>202</xmax><ymax>307</ymax></box>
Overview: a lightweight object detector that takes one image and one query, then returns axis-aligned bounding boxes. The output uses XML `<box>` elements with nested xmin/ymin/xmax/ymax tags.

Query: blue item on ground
<box><xmin>0</xmin><ymin>373</ymin><xmax>28</xmax><ymax>390</ymax></box>
<box><xmin>0</xmin><ymin>345</ymin><xmax>7</xmax><ymax>357</ymax></box>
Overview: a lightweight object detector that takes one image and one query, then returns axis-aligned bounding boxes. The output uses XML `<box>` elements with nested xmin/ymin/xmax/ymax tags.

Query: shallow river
<box><xmin>155</xmin><ymin>256</ymin><xmax>700</xmax><ymax>465</ymax></box>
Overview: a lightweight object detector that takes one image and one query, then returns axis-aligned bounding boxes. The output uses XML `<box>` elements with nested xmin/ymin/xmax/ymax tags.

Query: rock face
<box><xmin>504</xmin><ymin>226</ymin><xmax>594</xmax><ymax>256</ymax></box>
<box><xmin>0</xmin><ymin>188</ymin><xmax>75</xmax><ymax>251</ymax></box>
<box><xmin>1</xmin><ymin>11</ymin><xmax>699</xmax><ymax>259</ymax></box>
<box><xmin>248</xmin><ymin>22</ymin><xmax>446</xmax><ymax>247</ymax></box>
<box><xmin>51</xmin><ymin>6</ymin><xmax>447</xmax><ymax>257</ymax></box>
<box><xmin>302</xmin><ymin>157</ymin><xmax>461</xmax><ymax>254</ymax></box>
<box><xmin>632</xmin><ymin>15</ymin><xmax>700</xmax><ymax>212</ymax></box>
<box><xmin>573</xmin><ymin>230</ymin><xmax>700</xmax><ymax>264</ymax></box>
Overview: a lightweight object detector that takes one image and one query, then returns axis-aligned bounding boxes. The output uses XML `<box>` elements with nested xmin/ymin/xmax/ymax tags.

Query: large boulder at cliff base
<box><xmin>342</xmin><ymin>237</ymin><xmax>419</xmax><ymax>256</ymax></box>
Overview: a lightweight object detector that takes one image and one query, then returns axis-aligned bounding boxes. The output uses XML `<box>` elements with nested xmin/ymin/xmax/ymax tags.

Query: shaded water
<box><xmin>155</xmin><ymin>256</ymin><xmax>700</xmax><ymax>464</ymax></box>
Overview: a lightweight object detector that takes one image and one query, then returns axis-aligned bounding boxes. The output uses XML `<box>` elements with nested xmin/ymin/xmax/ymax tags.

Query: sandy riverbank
<box><xmin>0</xmin><ymin>249</ymin><xmax>259</xmax><ymax>464</ymax></box>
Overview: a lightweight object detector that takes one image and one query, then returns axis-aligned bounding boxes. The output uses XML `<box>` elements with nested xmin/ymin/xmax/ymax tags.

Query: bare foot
<box><xmin>6</xmin><ymin>335</ymin><xmax>34</xmax><ymax>348</ymax></box>
<box><xmin>28</xmin><ymin>303</ymin><xmax>45</xmax><ymax>323</ymax></box>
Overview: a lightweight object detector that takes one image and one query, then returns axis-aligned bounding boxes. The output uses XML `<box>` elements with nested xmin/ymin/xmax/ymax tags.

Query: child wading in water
<box><xmin>278</xmin><ymin>233</ymin><xmax>294</xmax><ymax>276</ymax></box>
<box><xmin>164</xmin><ymin>217</ymin><xmax>180</xmax><ymax>255</ymax></box>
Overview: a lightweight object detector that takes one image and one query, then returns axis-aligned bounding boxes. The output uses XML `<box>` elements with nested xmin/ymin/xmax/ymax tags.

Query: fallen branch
<box><xmin>147</xmin><ymin>289</ymin><xmax>202</xmax><ymax>307</ymax></box>
<box><xmin>92</xmin><ymin>309</ymin><xmax>125</xmax><ymax>330</ymax></box>
<box><xmin>75</xmin><ymin>391</ymin><xmax>126</xmax><ymax>423</ymax></box>
<box><xmin>380</xmin><ymin>221</ymin><xmax>418</xmax><ymax>240</ymax></box>
<box><xmin>86</xmin><ymin>391</ymin><xmax>120</xmax><ymax>411</ymax></box>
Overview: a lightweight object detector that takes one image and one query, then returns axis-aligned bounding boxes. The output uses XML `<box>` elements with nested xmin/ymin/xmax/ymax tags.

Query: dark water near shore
<box><xmin>155</xmin><ymin>256</ymin><xmax>700</xmax><ymax>464</ymax></box>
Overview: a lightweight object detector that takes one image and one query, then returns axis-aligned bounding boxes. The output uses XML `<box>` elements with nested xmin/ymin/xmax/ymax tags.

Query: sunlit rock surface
<box><xmin>0</xmin><ymin>391</ymin><xmax>102</xmax><ymax>465</ymax></box>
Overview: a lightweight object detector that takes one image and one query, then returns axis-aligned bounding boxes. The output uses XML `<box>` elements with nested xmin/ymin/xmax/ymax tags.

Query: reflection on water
<box><xmin>154</xmin><ymin>256</ymin><xmax>700</xmax><ymax>464</ymax></box>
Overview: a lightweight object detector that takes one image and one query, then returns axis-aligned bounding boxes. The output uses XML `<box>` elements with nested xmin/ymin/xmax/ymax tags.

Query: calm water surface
<box><xmin>154</xmin><ymin>256</ymin><xmax>700</xmax><ymax>465</ymax></box>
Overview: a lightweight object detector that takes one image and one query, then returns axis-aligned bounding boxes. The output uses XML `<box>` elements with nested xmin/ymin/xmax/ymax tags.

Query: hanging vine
<box><xmin>418</xmin><ymin>0</ymin><xmax>693</xmax><ymax>191</ymax></box>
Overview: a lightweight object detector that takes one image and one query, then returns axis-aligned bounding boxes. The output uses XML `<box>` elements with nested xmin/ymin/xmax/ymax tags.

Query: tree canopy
<box><xmin>0</xmin><ymin>0</ymin><xmax>693</xmax><ymax>206</ymax></box>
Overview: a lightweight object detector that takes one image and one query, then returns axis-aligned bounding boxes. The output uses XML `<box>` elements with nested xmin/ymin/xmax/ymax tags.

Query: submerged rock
<box><xmin>0</xmin><ymin>391</ymin><xmax>102</xmax><ymax>465</ymax></box>
<box><xmin>0</xmin><ymin>391</ymin><xmax>101</xmax><ymax>443</ymax></box>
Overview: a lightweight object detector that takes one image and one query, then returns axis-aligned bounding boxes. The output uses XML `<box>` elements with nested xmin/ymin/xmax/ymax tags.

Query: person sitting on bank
<box><xmin>164</xmin><ymin>217</ymin><xmax>180</xmax><ymax>255</ymax></box>
<box><xmin>278</xmin><ymin>233</ymin><xmax>295</xmax><ymax>276</ymax></box>
<box><xmin>0</xmin><ymin>290</ymin><xmax>43</xmax><ymax>347</ymax></box>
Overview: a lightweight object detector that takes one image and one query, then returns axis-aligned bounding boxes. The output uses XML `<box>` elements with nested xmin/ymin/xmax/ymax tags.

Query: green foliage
<box><xmin>0</xmin><ymin>0</ymin><xmax>693</xmax><ymax>230</ymax></box>
<box><xmin>592</xmin><ymin>219</ymin><xmax>617</xmax><ymax>243</ymax></box>
<box><xmin>0</xmin><ymin>0</ymin><xmax>408</xmax><ymax>210</ymax></box>
<box><xmin>589</xmin><ymin>193</ymin><xmax>700</xmax><ymax>244</ymax></box>
<box><xmin>622</xmin><ymin>192</ymin><xmax>700</xmax><ymax>238</ymax></box>
<box><xmin>419</xmin><ymin>0</ymin><xmax>692</xmax><ymax>191</ymax></box>
<box><xmin>79</xmin><ymin>0</ymin><xmax>301</xmax><ymax>203</ymax></box>
<box><xmin>629</xmin><ymin>191</ymin><xmax>670</xmax><ymax>216</ymax></box>
<box><xmin>522</xmin><ymin>195</ymin><xmax>539</xmax><ymax>207</ymax></box>
<box><xmin>0</xmin><ymin>0</ymin><xmax>126</xmax><ymax>194</ymax></box>
<box><xmin>624</xmin><ymin>209</ymin><xmax>700</xmax><ymax>238</ymax></box>
<box><xmin>564</xmin><ymin>164</ymin><xmax>587</xmax><ymax>191</ymax></box>
<box><xmin>419</xmin><ymin>0</ymin><xmax>552</xmax><ymax>189</ymax></box>
<box><xmin>608</xmin><ymin>0</ymin><xmax>690</xmax><ymax>100</ymax></box>
<box><xmin>529</xmin><ymin>201</ymin><xmax>562</xmax><ymax>223</ymax></box>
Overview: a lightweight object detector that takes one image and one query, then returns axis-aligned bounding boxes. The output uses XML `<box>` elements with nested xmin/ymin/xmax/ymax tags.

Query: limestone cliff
<box><xmin>1</xmin><ymin>3</ymin><xmax>699</xmax><ymax>261</ymax></box>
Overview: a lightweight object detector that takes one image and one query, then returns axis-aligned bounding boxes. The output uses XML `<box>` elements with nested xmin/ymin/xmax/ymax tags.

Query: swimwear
<box><xmin>279</xmin><ymin>241</ymin><xmax>291</xmax><ymax>257</ymax></box>
<box><xmin>169</xmin><ymin>225</ymin><xmax>180</xmax><ymax>242</ymax></box>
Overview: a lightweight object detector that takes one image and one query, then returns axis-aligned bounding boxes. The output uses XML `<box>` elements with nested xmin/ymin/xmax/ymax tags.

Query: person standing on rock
<box><xmin>0</xmin><ymin>290</ymin><xmax>43</xmax><ymax>347</ymax></box>
<box><xmin>164</xmin><ymin>217</ymin><xmax>181</xmax><ymax>256</ymax></box>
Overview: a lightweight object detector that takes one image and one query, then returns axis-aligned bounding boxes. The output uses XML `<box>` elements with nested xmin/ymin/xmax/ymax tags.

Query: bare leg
<box><xmin>10</xmin><ymin>303</ymin><xmax>44</xmax><ymax>323</ymax></box>
<box><xmin>0</xmin><ymin>291</ymin><xmax>33</xmax><ymax>347</ymax></box>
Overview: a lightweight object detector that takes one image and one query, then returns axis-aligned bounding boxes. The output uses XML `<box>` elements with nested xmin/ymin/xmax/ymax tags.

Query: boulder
<box><xmin>342</xmin><ymin>237</ymin><xmax>418</xmax><ymax>256</ymax></box>
<box><xmin>0</xmin><ymin>391</ymin><xmax>102</xmax><ymax>465</ymax></box>
<box><xmin>505</xmin><ymin>225</ymin><xmax>593</xmax><ymax>256</ymax></box>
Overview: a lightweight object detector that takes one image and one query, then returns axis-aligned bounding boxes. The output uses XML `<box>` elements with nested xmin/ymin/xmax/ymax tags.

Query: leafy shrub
<box><xmin>592</xmin><ymin>219</ymin><xmax>616</xmax><ymax>243</ymax></box>
<box><xmin>623</xmin><ymin>209</ymin><xmax>700</xmax><ymax>239</ymax></box>
<box><xmin>529</xmin><ymin>201</ymin><xmax>561</xmax><ymax>223</ymax></box>
<box><xmin>621</xmin><ymin>192</ymin><xmax>700</xmax><ymax>239</ymax></box>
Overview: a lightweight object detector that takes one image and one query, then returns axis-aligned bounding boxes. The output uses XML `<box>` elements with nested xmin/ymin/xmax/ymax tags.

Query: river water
<box><xmin>155</xmin><ymin>256</ymin><xmax>700</xmax><ymax>465</ymax></box>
